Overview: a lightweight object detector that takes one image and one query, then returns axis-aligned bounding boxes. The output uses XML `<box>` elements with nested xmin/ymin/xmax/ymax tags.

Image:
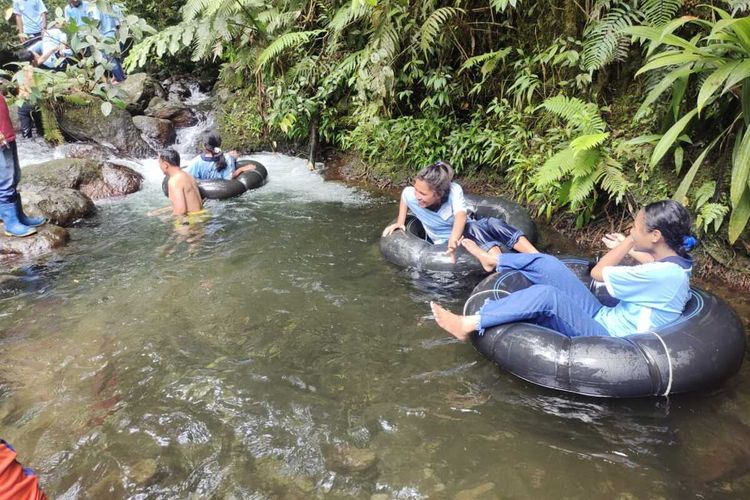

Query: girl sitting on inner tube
<box><xmin>430</xmin><ymin>200</ymin><xmax>697</xmax><ymax>341</ymax></box>
<box><xmin>381</xmin><ymin>161</ymin><xmax>538</xmax><ymax>263</ymax></box>
<box><xmin>186</xmin><ymin>131</ymin><xmax>257</xmax><ymax>181</ymax></box>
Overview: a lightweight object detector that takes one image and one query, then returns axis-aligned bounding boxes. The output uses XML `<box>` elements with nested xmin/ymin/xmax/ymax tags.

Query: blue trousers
<box><xmin>478</xmin><ymin>253</ymin><xmax>610</xmax><ymax>338</ymax></box>
<box><xmin>464</xmin><ymin>217</ymin><xmax>523</xmax><ymax>251</ymax></box>
<box><xmin>0</xmin><ymin>142</ymin><xmax>21</xmax><ymax>204</ymax></box>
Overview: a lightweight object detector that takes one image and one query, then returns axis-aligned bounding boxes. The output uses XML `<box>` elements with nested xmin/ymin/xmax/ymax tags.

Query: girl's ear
<box><xmin>650</xmin><ymin>228</ymin><xmax>662</xmax><ymax>244</ymax></box>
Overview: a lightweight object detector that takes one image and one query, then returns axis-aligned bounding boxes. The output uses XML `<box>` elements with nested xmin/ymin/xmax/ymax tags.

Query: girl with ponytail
<box><xmin>430</xmin><ymin>200</ymin><xmax>697</xmax><ymax>342</ymax></box>
<box><xmin>185</xmin><ymin>131</ymin><xmax>258</xmax><ymax>181</ymax></box>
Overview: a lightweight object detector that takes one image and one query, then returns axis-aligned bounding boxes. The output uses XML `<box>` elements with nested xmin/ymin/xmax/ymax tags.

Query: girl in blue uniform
<box><xmin>430</xmin><ymin>200</ymin><xmax>697</xmax><ymax>341</ymax></box>
<box><xmin>185</xmin><ymin>131</ymin><xmax>257</xmax><ymax>181</ymax></box>
<box><xmin>382</xmin><ymin>161</ymin><xmax>538</xmax><ymax>264</ymax></box>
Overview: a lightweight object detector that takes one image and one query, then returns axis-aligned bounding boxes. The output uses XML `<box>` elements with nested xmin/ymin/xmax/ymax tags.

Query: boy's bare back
<box><xmin>168</xmin><ymin>170</ymin><xmax>203</xmax><ymax>215</ymax></box>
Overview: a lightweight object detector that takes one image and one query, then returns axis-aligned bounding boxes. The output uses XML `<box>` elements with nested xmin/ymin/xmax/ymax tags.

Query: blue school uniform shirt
<box><xmin>185</xmin><ymin>154</ymin><xmax>237</xmax><ymax>180</ymax></box>
<box><xmin>593</xmin><ymin>255</ymin><xmax>692</xmax><ymax>337</ymax></box>
<box><xmin>402</xmin><ymin>182</ymin><xmax>467</xmax><ymax>244</ymax></box>
<box><xmin>12</xmin><ymin>0</ymin><xmax>48</xmax><ymax>35</ymax></box>
<box><xmin>29</xmin><ymin>29</ymin><xmax>72</xmax><ymax>69</ymax></box>
<box><xmin>64</xmin><ymin>1</ymin><xmax>99</xmax><ymax>27</ymax></box>
<box><xmin>98</xmin><ymin>3</ymin><xmax>123</xmax><ymax>39</ymax></box>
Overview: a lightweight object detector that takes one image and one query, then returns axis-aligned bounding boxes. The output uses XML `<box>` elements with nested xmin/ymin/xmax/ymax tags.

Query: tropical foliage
<box><xmin>75</xmin><ymin>1</ymin><xmax>750</xmax><ymax>242</ymax></box>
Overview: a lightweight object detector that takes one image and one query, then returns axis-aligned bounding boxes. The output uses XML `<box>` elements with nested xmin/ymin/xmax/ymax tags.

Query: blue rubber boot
<box><xmin>0</xmin><ymin>202</ymin><xmax>37</xmax><ymax>237</ymax></box>
<box><xmin>15</xmin><ymin>197</ymin><xmax>47</xmax><ymax>227</ymax></box>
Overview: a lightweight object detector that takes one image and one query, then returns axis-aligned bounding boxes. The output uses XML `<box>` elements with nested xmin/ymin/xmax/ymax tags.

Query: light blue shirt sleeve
<box><xmin>185</xmin><ymin>157</ymin><xmax>200</xmax><ymax>178</ymax></box>
<box><xmin>601</xmin><ymin>262</ymin><xmax>686</xmax><ymax>307</ymax></box>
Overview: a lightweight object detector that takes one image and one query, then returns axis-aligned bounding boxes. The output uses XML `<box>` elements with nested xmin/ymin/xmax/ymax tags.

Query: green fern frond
<box><xmin>534</xmin><ymin>149</ymin><xmax>578</xmax><ymax>187</ymax></box>
<box><xmin>570</xmin><ymin>132</ymin><xmax>611</xmax><ymax>152</ymax></box>
<box><xmin>256</xmin><ymin>30</ymin><xmax>325</xmax><ymax>70</ymax></box>
<box><xmin>258</xmin><ymin>9</ymin><xmax>302</xmax><ymax>34</ymax></box>
<box><xmin>582</xmin><ymin>3</ymin><xmax>642</xmax><ymax>71</ymax></box>
<box><xmin>377</xmin><ymin>24</ymin><xmax>401</xmax><ymax>62</ymax></box>
<box><xmin>420</xmin><ymin>7</ymin><xmax>465</xmax><ymax>53</ymax></box>
<box><xmin>724</xmin><ymin>1</ymin><xmax>750</xmax><ymax>14</ymax></box>
<box><xmin>328</xmin><ymin>3</ymin><xmax>371</xmax><ymax>33</ymax></box>
<box><xmin>697</xmin><ymin>202</ymin><xmax>729</xmax><ymax>232</ymax></box>
<box><xmin>489</xmin><ymin>0</ymin><xmax>521</xmax><ymax>13</ymax></box>
<box><xmin>641</xmin><ymin>0</ymin><xmax>684</xmax><ymax>27</ymax></box>
<box><xmin>598</xmin><ymin>160</ymin><xmax>632</xmax><ymax>202</ymax></box>
<box><xmin>569</xmin><ymin>171</ymin><xmax>598</xmax><ymax>208</ymax></box>
<box><xmin>459</xmin><ymin>48</ymin><xmax>512</xmax><ymax>75</ymax></box>
<box><xmin>541</xmin><ymin>95</ymin><xmax>607</xmax><ymax>134</ymax></box>
<box><xmin>693</xmin><ymin>181</ymin><xmax>716</xmax><ymax>208</ymax></box>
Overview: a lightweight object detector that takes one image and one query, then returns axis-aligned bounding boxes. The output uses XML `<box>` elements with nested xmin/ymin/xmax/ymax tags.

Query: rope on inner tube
<box><xmin>650</xmin><ymin>331</ymin><xmax>673</xmax><ymax>396</ymax></box>
<box><xmin>462</xmin><ymin>289</ymin><xmax>511</xmax><ymax>316</ymax></box>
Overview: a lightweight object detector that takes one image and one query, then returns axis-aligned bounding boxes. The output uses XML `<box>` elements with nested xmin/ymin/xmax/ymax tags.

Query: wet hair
<box><xmin>201</xmin><ymin>130</ymin><xmax>228</xmax><ymax>171</ymax></box>
<box><xmin>643</xmin><ymin>200</ymin><xmax>696</xmax><ymax>257</ymax></box>
<box><xmin>415</xmin><ymin>160</ymin><xmax>454</xmax><ymax>203</ymax></box>
<box><xmin>158</xmin><ymin>148</ymin><xmax>181</xmax><ymax>168</ymax></box>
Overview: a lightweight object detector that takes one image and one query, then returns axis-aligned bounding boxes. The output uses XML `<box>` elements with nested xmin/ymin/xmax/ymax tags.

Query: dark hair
<box><xmin>415</xmin><ymin>160</ymin><xmax>454</xmax><ymax>202</ymax></box>
<box><xmin>643</xmin><ymin>200</ymin><xmax>696</xmax><ymax>257</ymax></box>
<box><xmin>158</xmin><ymin>148</ymin><xmax>180</xmax><ymax>167</ymax></box>
<box><xmin>201</xmin><ymin>130</ymin><xmax>227</xmax><ymax>171</ymax></box>
<box><xmin>15</xmin><ymin>50</ymin><xmax>36</xmax><ymax>63</ymax></box>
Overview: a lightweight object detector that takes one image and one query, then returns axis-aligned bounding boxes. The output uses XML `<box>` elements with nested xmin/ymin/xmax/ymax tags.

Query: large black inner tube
<box><xmin>379</xmin><ymin>194</ymin><xmax>537</xmax><ymax>273</ymax></box>
<box><xmin>161</xmin><ymin>159</ymin><xmax>269</xmax><ymax>200</ymax></box>
<box><xmin>465</xmin><ymin>257</ymin><xmax>746</xmax><ymax>398</ymax></box>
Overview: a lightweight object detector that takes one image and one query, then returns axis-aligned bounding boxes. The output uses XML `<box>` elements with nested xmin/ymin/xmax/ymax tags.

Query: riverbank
<box><xmin>324</xmin><ymin>150</ymin><xmax>750</xmax><ymax>293</ymax></box>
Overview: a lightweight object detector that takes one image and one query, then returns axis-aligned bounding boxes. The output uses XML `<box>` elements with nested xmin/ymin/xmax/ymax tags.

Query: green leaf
<box><xmin>698</xmin><ymin>61</ymin><xmax>741</xmax><ymax>112</ymax></box>
<box><xmin>722</xmin><ymin>59</ymin><xmax>750</xmax><ymax>95</ymax></box>
<box><xmin>636</xmin><ymin>53</ymin><xmax>700</xmax><ymax>76</ymax></box>
<box><xmin>731</xmin><ymin>125</ymin><xmax>750</xmax><ymax>207</ymax></box>
<box><xmin>674</xmin><ymin>146</ymin><xmax>684</xmax><ymax>174</ymax></box>
<box><xmin>650</xmin><ymin>108</ymin><xmax>699</xmax><ymax>168</ymax></box>
<box><xmin>673</xmin><ymin>132</ymin><xmax>726</xmax><ymax>203</ymax></box>
<box><xmin>728</xmin><ymin>187</ymin><xmax>750</xmax><ymax>243</ymax></box>
<box><xmin>569</xmin><ymin>132</ymin><xmax>610</xmax><ymax>152</ymax></box>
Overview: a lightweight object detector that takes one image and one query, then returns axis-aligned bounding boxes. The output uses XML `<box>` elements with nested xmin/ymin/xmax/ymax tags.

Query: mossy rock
<box><xmin>56</xmin><ymin>93</ymin><xmax>153</xmax><ymax>158</ymax></box>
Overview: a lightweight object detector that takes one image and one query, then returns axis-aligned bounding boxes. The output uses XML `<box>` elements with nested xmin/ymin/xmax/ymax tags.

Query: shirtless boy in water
<box><xmin>150</xmin><ymin>148</ymin><xmax>203</xmax><ymax>217</ymax></box>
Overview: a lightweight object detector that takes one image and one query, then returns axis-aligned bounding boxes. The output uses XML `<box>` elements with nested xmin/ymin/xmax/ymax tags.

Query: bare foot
<box><xmin>461</xmin><ymin>239</ymin><xmax>498</xmax><ymax>272</ymax></box>
<box><xmin>430</xmin><ymin>302</ymin><xmax>479</xmax><ymax>342</ymax></box>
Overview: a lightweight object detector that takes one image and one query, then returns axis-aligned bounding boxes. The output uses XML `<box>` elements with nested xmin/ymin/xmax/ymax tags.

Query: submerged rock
<box><xmin>326</xmin><ymin>444</ymin><xmax>378</xmax><ymax>474</ymax></box>
<box><xmin>132</xmin><ymin>115</ymin><xmax>176</xmax><ymax>147</ymax></box>
<box><xmin>118</xmin><ymin>73</ymin><xmax>166</xmax><ymax>114</ymax></box>
<box><xmin>20</xmin><ymin>158</ymin><xmax>143</xmax><ymax>201</ymax></box>
<box><xmin>0</xmin><ymin>223</ymin><xmax>70</xmax><ymax>257</ymax></box>
<box><xmin>144</xmin><ymin>97</ymin><xmax>198</xmax><ymax>128</ymax></box>
<box><xmin>18</xmin><ymin>185</ymin><xmax>95</xmax><ymax>226</ymax></box>
<box><xmin>56</xmin><ymin>93</ymin><xmax>153</xmax><ymax>157</ymax></box>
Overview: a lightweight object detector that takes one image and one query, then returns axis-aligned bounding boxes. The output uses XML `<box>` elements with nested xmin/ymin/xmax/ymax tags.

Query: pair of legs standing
<box><xmin>431</xmin><ymin>250</ymin><xmax>610</xmax><ymax>341</ymax></box>
<box><xmin>0</xmin><ymin>141</ymin><xmax>46</xmax><ymax>236</ymax></box>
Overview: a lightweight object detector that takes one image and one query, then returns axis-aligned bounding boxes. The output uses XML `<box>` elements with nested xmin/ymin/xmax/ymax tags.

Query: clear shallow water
<box><xmin>2</xmin><ymin>135</ymin><xmax>750</xmax><ymax>498</ymax></box>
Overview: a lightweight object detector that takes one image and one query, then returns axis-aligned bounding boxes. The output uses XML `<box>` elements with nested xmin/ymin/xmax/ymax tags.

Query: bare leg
<box><xmin>461</xmin><ymin>239</ymin><xmax>499</xmax><ymax>272</ymax></box>
<box><xmin>430</xmin><ymin>302</ymin><xmax>480</xmax><ymax>342</ymax></box>
<box><xmin>513</xmin><ymin>236</ymin><xmax>539</xmax><ymax>254</ymax></box>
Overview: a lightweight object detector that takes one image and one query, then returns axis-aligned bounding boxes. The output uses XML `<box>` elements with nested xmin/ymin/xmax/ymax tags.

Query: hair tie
<box><xmin>213</xmin><ymin>147</ymin><xmax>222</xmax><ymax>154</ymax></box>
<box><xmin>682</xmin><ymin>235</ymin><xmax>697</xmax><ymax>252</ymax></box>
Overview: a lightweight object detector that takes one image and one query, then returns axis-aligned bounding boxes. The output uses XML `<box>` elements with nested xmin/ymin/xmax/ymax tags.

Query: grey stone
<box><xmin>144</xmin><ymin>97</ymin><xmax>198</xmax><ymax>128</ymax></box>
<box><xmin>132</xmin><ymin>115</ymin><xmax>176</xmax><ymax>147</ymax></box>
<box><xmin>118</xmin><ymin>73</ymin><xmax>166</xmax><ymax>114</ymax></box>
<box><xmin>0</xmin><ymin>223</ymin><xmax>70</xmax><ymax>257</ymax></box>
<box><xmin>326</xmin><ymin>444</ymin><xmax>378</xmax><ymax>474</ymax></box>
<box><xmin>18</xmin><ymin>185</ymin><xmax>95</xmax><ymax>226</ymax></box>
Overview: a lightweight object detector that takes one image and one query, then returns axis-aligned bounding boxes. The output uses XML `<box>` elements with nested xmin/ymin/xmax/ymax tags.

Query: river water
<box><xmin>2</xmin><ymin>112</ymin><xmax>750</xmax><ymax>498</ymax></box>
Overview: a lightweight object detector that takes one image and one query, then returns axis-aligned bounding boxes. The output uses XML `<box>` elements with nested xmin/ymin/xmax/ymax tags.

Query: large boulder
<box><xmin>56</xmin><ymin>93</ymin><xmax>153</xmax><ymax>158</ymax></box>
<box><xmin>118</xmin><ymin>73</ymin><xmax>166</xmax><ymax>114</ymax></box>
<box><xmin>144</xmin><ymin>97</ymin><xmax>198</xmax><ymax>128</ymax></box>
<box><xmin>132</xmin><ymin>115</ymin><xmax>176</xmax><ymax>147</ymax></box>
<box><xmin>57</xmin><ymin>142</ymin><xmax>119</xmax><ymax>161</ymax></box>
<box><xmin>18</xmin><ymin>185</ymin><xmax>96</xmax><ymax>226</ymax></box>
<box><xmin>20</xmin><ymin>158</ymin><xmax>143</xmax><ymax>200</ymax></box>
<box><xmin>0</xmin><ymin>224</ymin><xmax>70</xmax><ymax>258</ymax></box>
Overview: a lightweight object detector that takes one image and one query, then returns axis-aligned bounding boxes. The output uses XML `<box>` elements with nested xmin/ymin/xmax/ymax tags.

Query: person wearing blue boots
<box><xmin>1</xmin><ymin>92</ymin><xmax>46</xmax><ymax>237</ymax></box>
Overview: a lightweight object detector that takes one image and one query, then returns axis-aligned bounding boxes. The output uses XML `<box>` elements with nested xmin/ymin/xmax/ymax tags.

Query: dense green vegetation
<box><xmin>4</xmin><ymin>0</ymin><xmax>749</xmax><ymax>245</ymax></box>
